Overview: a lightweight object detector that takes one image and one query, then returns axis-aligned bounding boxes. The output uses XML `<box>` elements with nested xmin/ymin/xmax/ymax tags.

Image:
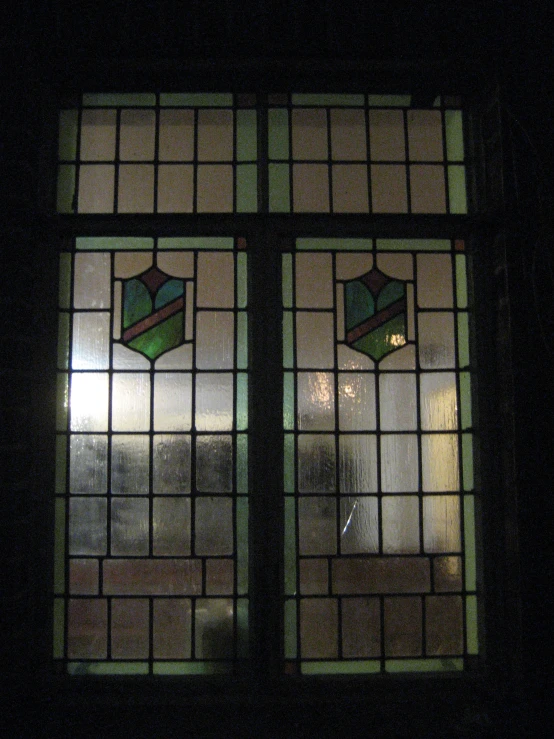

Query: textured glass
<box><xmin>462</xmin><ymin>434</ymin><xmax>474</xmax><ymax>491</ymax></box>
<box><xmin>197</xmin><ymin>165</ymin><xmax>233</xmax><ymax>212</ymax></box>
<box><xmin>268</xmin><ymin>109</ymin><xmax>289</xmax><ymax>159</ymax></box>
<box><xmin>153</xmin><ymin>498</ymin><xmax>191</xmax><ymax>555</ymax></box>
<box><xmin>299</xmin><ymin>559</ymin><xmax>327</xmax><ymax>594</ymax></box>
<box><xmin>296</xmin><ymin>312</ymin><xmax>334</xmax><ymax>368</ymax></box>
<box><xmin>158</xmin><ymin>109</ymin><xmax>194</xmax><ymax>160</ymax></box>
<box><xmin>72</xmin><ymin>312</ymin><xmax>110</xmax><ymax>369</ymax></box>
<box><xmin>69</xmin><ymin>498</ymin><xmax>107</xmax><ymax>554</ymax></box>
<box><xmin>338</xmin><ymin>373</ymin><xmax>376</xmax><ymax>430</ymax></box>
<box><xmin>379</xmin><ymin>373</ymin><xmax>417</xmax><ymax>430</ymax></box>
<box><xmin>297</xmin><ymin>372</ymin><xmax>335</xmax><ymax>430</ymax></box>
<box><xmin>57</xmin><ymin>314</ymin><xmax>69</xmax><ymax>369</ymax></box>
<box><xmin>195</xmin><ymin>373</ymin><xmax>233</xmax><ymax>431</ymax></box>
<box><xmin>457</xmin><ymin>313</ymin><xmax>470</xmax><ymax>368</ymax></box>
<box><xmin>154</xmin><ymin>372</ymin><xmax>192</xmax><ymax>431</ymax></box>
<box><xmin>236</xmin><ymin>497</ymin><xmax>249</xmax><ymax>592</ymax></box>
<box><xmin>445</xmin><ymin>110</ymin><xmax>464</xmax><ymax>161</ymax></box>
<box><xmin>78</xmin><ymin>165</ymin><xmax>115</xmax><ymax>212</ymax></box>
<box><xmin>195</xmin><ymin>498</ymin><xmax>233</xmax><ymax>555</ymax></box>
<box><xmin>332</xmin><ymin>557</ymin><xmax>430</xmax><ymax>594</ymax></box>
<box><xmin>380</xmin><ymin>434</ymin><xmax>418</xmax><ymax>493</ymax></box>
<box><xmin>69</xmin><ymin>434</ymin><xmax>108</xmax><ymax>494</ymax></box>
<box><xmin>196</xmin><ymin>436</ymin><xmax>232</xmax><ymax>492</ymax></box>
<box><xmin>417</xmin><ymin>254</ymin><xmax>453</xmax><ymax>308</ymax></box>
<box><xmin>58</xmin><ymin>109</ymin><xmax>78</xmax><ymax>160</ymax></box>
<box><xmin>69</xmin><ymin>559</ymin><xmax>98</xmax><ymax>595</ymax></box>
<box><xmin>282</xmin><ymin>312</ymin><xmax>294</xmax><ymax>368</ymax></box>
<box><xmin>295</xmin><ymin>253</ymin><xmax>333</xmax><ymax>308</ymax></box>
<box><xmin>426</xmin><ymin>596</ymin><xmax>463</xmax><ymax>655</ymax></box>
<box><xmin>73</xmin><ymin>253</ymin><xmax>111</xmax><ymax>309</ymax></box>
<box><xmin>292</xmin><ymin>109</ymin><xmax>328</xmax><ymax>160</ymax></box>
<box><xmin>418</xmin><ymin>313</ymin><xmax>456</xmax><ymax>369</ymax></box>
<box><xmin>464</xmin><ymin>496</ymin><xmax>476</xmax><ymax>590</ymax></box>
<box><xmin>341</xmin><ymin>598</ymin><xmax>381</xmax><ymax>657</ymax></box>
<box><xmin>236</xmin><ymin>373</ymin><xmax>248</xmax><ymax>431</ymax></box>
<box><xmin>103</xmin><ymin>559</ymin><xmax>201</xmax><ymax>595</ymax></box>
<box><xmin>409</xmin><ymin>165</ymin><xmax>446</xmax><ymax>213</ymax></box>
<box><xmin>292</xmin><ymin>94</ymin><xmax>364</xmax><ymax>106</ymax></box>
<box><xmin>195</xmin><ymin>599</ymin><xmax>234</xmax><ymax>659</ymax></box>
<box><xmin>236</xmin><ymin>435</ymin><xmax>248</xmax><ymax>494</ymax></box>
<box><xmin>339</xmin><ymin>435</ymin><xmax>378</xmax><ymax>493</ymax></box>
<box><xmin>157</xmin><ymin>165</ymin><xmax>194</xmax><ymax>212</ymax></box>
<box><xmin>269</xmin><ymin>164</ymin><xmax>290</xmax><ymax>212</ymax></box>
<box><xmin>68</xmin><ymin>599</ymin><xmax>107</xmax><ymax>658</ymax></box>
<box><xmin>293</xmin><ymin>164</ymin><xmax>329</xmax><ymax>212</ymax></box>
<box><xmin>298</xmin><ymin>497</ymin><xmax>337</xmax><ymax>554</ymax></box>
<box><xmin>54</xmin><ymin>500</ymin><xmax>66</xmax><ymax>593</ymax></box>
<box><xmin>153</xmin><ymin>600</ymin><xmax>191</xmax><ymax>659</ymax></box>
<box><xmin>57</xmin><ymin>164</ymin><xmax>75</xmax><ymax>212</ymax></box>
<box><xmin>407</xmin><ymin>111</ymin><xmax>443</xmax><ymax>161</ymax></box>
<box><xmin>237</xmin><ymin>164</ymin><xmax>258</xmax><ymax>212</ymax></box>
<box><xmin>111</xmin><ymin>435</ymin><xmax>150</xmax><ymax>494</ymax></box>
<box><xmin>340</xmin><ymin>496</ymin><xmax>378</xmax><ymax>553</ymax></box>
<box><xmin>196</xmin><ymin>253</ymin><xmax>234</xmax><ymax>308</ymax></box>
<box><xmin>298</xmin><ymin>434</ymin><xmax>336</xmax><ymax>493</ymax></box>
<box><xmin>111</xmin><ymin>599</ymin><xmax>149</xmax><ymax>658</ymax></box>
<box><xmin>448</xmin><ymin>166</ymin><xmax>467</xmax><ymax>213</ymax></box>
<box><xmin>422</xmin><ymin>434</ymin><xmax>459</xmax><ymax>491</ymax></box>
<box><xmin>111</xmin><ymin>373</ymin><xmax>150</xmax><ymax>431</ymax></box>
<box><xmin>330</xmin><ymin>109</ymin><xmax>367</xmax><ymax>160</ymax></box>
<box><xmin>335</xmin><ymin>252</ymin><xmax>373</xmax><ymax>280</ymax></box>
<box><xmin>332</xmin><ymin>165</ymin><xmax>369</xmax><ymax>212</ymax></box>
<box><xmin>119</xmin><ymin>110</ymin><xmax>155</xmax><ymax>160</ymax></box>
<box><xmin>153</xmin><ymin>435</ymin><xmax>191</xmax><ymax>494</ymax></box>
<box><xmin>70</xmin><ymin>373</ymin><xmax>109</xmax><ymax>431</ymax></box>
<box><xmin>80</xmin><ymin>110</ymin><xmax>116</xmax><ymax>160</ymax></box>
<box><xmin>423</xmin><ymin>496</ymin><xmax>461</xmax><ymax>552</ymax></box>
<box><xmin>369</xmin><ymin>110</ymin><xmax>405</xmax><ymax>160</ymax></box>
<box><xmin>382</xmin><ymin>496</ymin><xmax>420</xmax><ymax>553</ymax></box>
<box><xmin>111</xmin><ymin>498</ymin><xmax>149</xmax><ymax>555</ymax></box>
<box><xmin>371</xmin><ymin>165</ymin><xmax>407</xmax><ymax>212</ymax></box>
<box><xmin>237</xmin><ymin>109</ymin><xmax>257</xmax><ymax>161</ymax></box>
<box><xmin>300</xmin><ymin>599</ymin><xmax>338</xmax><ymax>658</ymax></box>
<box><xmin>196</xmin><ymin>312</ymin><xmax>234</xmax><ymax>369</ymax></box>
<box><xmin>118</xmin><ymin>164</ymin><xmax>154</xmax><ymax>212</ymax></box>
<box><xmin>197</xmin><ymin>110</ymin><xmax>233</xmax><ymax>161</ymax></box>
<box><xmin>384</xmin><ymin>597</ymin><xmax>422</xmax><ymax>656</ymax></box>
<box><xmin>420</xmin><ymin>373</ymin><xmax>458</xmax><ymax>430</ymax></box>
<box><xmin>456</xmin><ymin>254</ymin><xmax>468</xmax><ymax>308</ymax></box>
<box><xmin>284</xmin><ymin>498</ymin><xmax>296</xmax><ymax>594</ymax></box>
<box><xmin>205</xmin><ymin>559</ymin><xmax>234</xmax><ymax>595</ymax></box>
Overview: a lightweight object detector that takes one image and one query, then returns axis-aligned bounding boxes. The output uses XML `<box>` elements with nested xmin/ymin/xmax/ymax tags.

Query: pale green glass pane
<box><xmin>57</xmin><ymin>165</ymin><xmax>75</xmax><ymax>213</ymax></box>
<box><xmin>59</xmin><ymin>254</ymin><xmax>72</xmax><ymax>309</ymax></box>
<box><xmin>282</xmin><ymin>254</ymin><xmax>293</xmax><ymax>308</ymax></box>
<box><xmin>302</xmin><ymin>661</ymin><xmax>381</xmax><ymax>674</ymax></box>
<box><xmin>283</xmin><ymin>311</ymin><xmax>294</xmax><ymax>368</ymax></box>
<box><xmin>445</xmin><ymin>110</ymin><xmax>464</xmax><ymax>161</ymax></box>
<box><xmin>284</xmin><ymin>497</ymin><xmax>296</xmax><ymax>595</ymax></box>
<box><xmin>236</xmin><ymin>110</ymin><xmax>257</xmax><ymax>161</ymax></box>
<box><xmin>285</xmin><ymin>599</ymin><xmax>297</xmax><ymax>658</ymax></box>
<box><xmin>56</xmin><ymin>374</ymin><xmax>68</xmax><ymax>430</ymax></box>
<box><xmin>54</xmin><ymin>498</ymin><xmax>65</xmax><ymax>594</ymax></box>
<box><xmin>57</xmin><ymin>313</ymin><xmax>69</xmax><ymax>369</ymax></box>
<box><xmin>457</xmin><ymin>313</ymin><xmax>470</xmax><ymax>368</ymax></box>
<box><xmin>466</xmin><ymin>595</ymin><xmax>478</xmax><ymax>654</ymax></box>
<box><xmin>448</xmin><ymin>166</ymin><xmax>468</xmax><ymax>213</ymax></box>
<box><xmin>460</xmin><ymin>372</ymin><xmax>472</xmax><ymax>429</ymax></box>
<box><xmin>237</xmin><ymin>313</ymin><xmax>248</xmax><ymax>369</ymax></box>
<box><xmin>433</xmin><ymin>96</ymin><xmax>442</xmax><ymax>107</ymax></box>
<box><xmin>237</xmin><ymin>164</ymin><xmax>258</xmax><ymax>212</ymax></box>
<box><xmin>376</xmin><ymin>238</ymin><xmax>451</xmax><ymax>251</ymax></box>
<box><xmin>83</xmin><ymin>93</ymin><xmax>156</xmax><ymax>107</ymax></box>
<box><xmin>58</xmin><ymin>109</ymin><xmax>78</xmax><ymax>160</ymax></box>
<box><xmin>462</xmin><ymin>433</ymin><xmax>474</xmax><ymax>491</ymax></box>
<box><xmin>367</xmin><ymin>95</ymin><xmax>411</xmax><ymax>107</ymax></box>
<box><xmin>53</xmin><ymin>598</ymin><xmax>65</xmax><ymax>658</ymax></box>
<box><xmin>160</xmin><ymin>93</ymin><xmax>233</xmax><ymax>107</ymax></box>
<box><xmin>268</xmin><ymin>109</ymin><xmax>289</xmax><ymax>160</ymax></box>
<box><xmin>237</xmin><ymin>497</ymin><xmax>248</xmax><ymax>593</ymax></box>
<box><xmin>155</xmin><ymin>662</ymin><xmax>232</xmax><ymax>674</ymax></box>
<box><xmin>292</xmin><ymin>94</ymin><xmax>364</xmax><ymax>106</ymax></box>
<box><xmin>456</xmin><ymin>254</ymin><xmax>468</xmax><ymax>308</ymax></box>
<box><xmin>237</xmin><ymin>373</ymin><xmax>248</xmax><ymax>430</ymax></box>
<box><xmin>464</xmin><ymin>495</ymin><xmax>476</xmax><ymax>591</ymax></box>
<box><xmin>284</xmin><ymin>434</ymin><xmax>295</xmax><ymax>493</ymax></box>
<box><xmin>76</xmin><ymin>237</ymin><xmax>154</xmax><ymax>251</ymax></box>
<box><xmin>237</xmin><ymin>435</ymin><xmax>248</xmax><ymax>494</ymax></box>
<box><xmin>55</xmin><ymin>436</ymin><xmax>67</xmax><ymax>494</ymax></box>
<box><xmin>269</xmin><ymin>163</ymin><xmax>290</xmax><ymax>212</ymax></box>
<box><xmin>68</xmin><ymin>662</ymin><xmax>150</xmax><ymax>674</ymax></box>
<box><xmin>386</xmin><ymin>658</ymin><xmax>463</xmax><ymax>673</ymax></box>
<box><xmin>237</xmin><ymin>598</ymin><xmax>249</xmax><ymax>657</ymax></box>
<box><xmin>283</xmin><ymin>372</ymin><xmax>294</xmax><ymax>430</ymax></box>
<box><xmin>157</xmin><ymin>237</ymin><xmax>234</xmax><ymax>250</ymax></box>
<box><xmin>297</xmin><ymin>238</ymin><xmax>373</xmax><ymax>251</ymax></box>
<box><xmin>237</xmin><ymin>253</ymin><xmax>247</xmax><ymax>308</ymax></box>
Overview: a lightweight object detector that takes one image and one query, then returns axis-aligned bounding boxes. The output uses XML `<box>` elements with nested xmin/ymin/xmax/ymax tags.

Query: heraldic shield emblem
<box><xmin>344</xmin><ymin>267</ymin><xmax>407</xmax><ymax>361</ymax></box>
<box><xmin>121</xmin><ymin>265</ymin><xmax>186</xmax><ymax>360</ymax></box>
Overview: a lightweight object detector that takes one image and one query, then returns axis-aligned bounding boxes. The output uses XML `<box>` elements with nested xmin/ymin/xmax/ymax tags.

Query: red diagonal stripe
<box><xmin>347</xmin><ymin>297</ymin><xmax>406</xmax><ymax>344</ymax></box>
<box><xmin>123</xmin><ymin>296</ymin><xmax>184</xmax><ymax>343</ymax></box>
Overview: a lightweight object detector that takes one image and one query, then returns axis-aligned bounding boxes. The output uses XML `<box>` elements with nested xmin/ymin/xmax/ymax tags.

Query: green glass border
<box><xmin>284</xmin><ymin>599</ymin><xmax>297</xmax><ymax>658</ymax></box>
<box><xmin>68</xmin><ymin>662</ymin><xmax>150</xmax><ymax>675</ymax></box>
<box><xmin>237</xmin><ymin>497</ymin><xmax>249</xmax><ymax>593</ymax></box>
<box><xmin>284</xmin><ymin>497</ymin><xmax>296</xmax><ymax>595</ymax></box>
<box><xmin>237</xmin><ymin>313</ymin><xmax>248</xmax><ymax>369</ymax></box>
<box><xmin>57</xmin><ymin>165</ymin><xmax>75</xmax><ymax>213</ymax></box>
<box><xmin>284</xmin><ymin>434</ymin><xmax>295</xmax><ymax>493</ymax></box>
<box><xmin>462</xmin><ymin>433</ymin><xmax>474</xmax><ymax>491</ymax></box>
<box><xmin>268</xmin><ymin>109</ymin><xmax>290</xmax><ymax>160</ymax></box>
<box><xmin>456</xmin><ymin>254</ymin><xmax>468</xmax><ymax>308</ymax></box>
<box><xmin>236</xmin><ymin>164</ymin><xmax>258</xmax><ymax>213</ymax></box>
<box><xmin>152</xmin><ymin>661</ymin><xmax>233</xmax><ymax>675</ymax></box>
<box><xmin>57</xmin><ymin>313</ymin><xmax>70</xmax><ymax>369</ymax></box>
<box><xmin>56</xmin><ymin>373</ymin><xmax>68</xmax><ymax>431</ymax></box>
<box><xmin>58</xmin><ymin>109</ymin><xmax>78</xmax><ymax>160</ymax></box>
<box><xmin>457</xmin><ymin>313</ymin><xmax>470</xmax><ymax>368</ymax></box>
<box><xmin>385</xmin><ymin>658</ymin><xmax>464</xmax><ymax>673</ymax></box>
<box><xmin>460</xmin><ymin>372</ymin><xmax>472</xmax><ymax>430</ymax></box>
<box><xmin>54</xmin><ymin>498</ymin><xmax>66</xmax><ymax>594</ymax></box>
<box><xmin>283</xmin><ymin>372</ymin><xmax>294</xmax><ymax>430</ymax></box>
<box><xmin>291</xmin><ymin>94</ymin><xmax>365</xmax><ymax>107</ymax></box>
<box><xmin>445</xmin><ymin>110</ymin><xmax>465</xmax><ymax>162</ymax></box>
<box><xmin>282</xmin><ymin>254</ymin><xmax>293</xmax><ymax>308</ymax></box>
<box><xmin>157</xmin><ymin>237</ymin><xmax>235</xmax><ymax>250</ymax></box>
<box><xmin>53</xmin><ymin>598</ymin><xmax>65</xmax><ymax>659</ymax></box>
<box><xmin>236</xmin><ymin>435</ymin><xmax>248</xmax><ymax>494</ymax></box>
<box><xmin>283</xmin><ymin>311</ymin><xmax>294</xmax><ymax>368</ymax></box>
<box><xmin>466</xmin><ymin>595</ymin><xmax>479</xmax><ymax>654</ymax></box>
<box><xmin>236</xmin><ymin>109</ymin><xmax>257</xmax><ymax>161</ymax></box>
<box><xmin>298</xmin><ymin>238</ymin><xmax>374</xmax><ymax>251</ymax></box>
<box><xmin>269</xmin><ymin>163</ymin><xmax>290</xmax><ymax>212</ymax></box>
<box><xmin>367</xmin><ymin>95</ymin><xmax>411</xmax><ymax>107</ymax></box>
<box><xmin>55</xmin><ymin>436</ymin><xmax>67</xmax><ymax>494</ymax></box>
<box><xmin>464</xmin><ymin>495</ymin><xmax>477</xmax><ymax>591</ymax></box>
<box><xmin>237</xmin><ymin>598</ymin><xmax>249</xmax><ymax>658</ymax></box>
<box><xmin>160</xmin><ymin>93</ymin><xmax>233</xmax><ymax>107</ymax></box>
<box><xmin>58</xmin><ymin>254</ymin><xmax>72</xmax><ymax>309</ymax></box>
<box><xmin>83</xmin><ymin>93</ymin><xmax>156</xmax><ymax>107</ymax></box>
<box><xmin>448</xmin><ymin>166</ymin><xmax>468</xmax><ymax>214</ymax></box>
<box><xmin>76</xmin><ymin>237</ymin><xmax>154</xmax><ymax>251</ymax></box>
<box><xmin>302</xmin><ymin>660</ymin><xmax>381</xmax><ymax>675</ymax></box>
<box><xmin>236</xmin><ymin>373</ymin><xmax>248</xmax><ymax>430</ymax></box>
<box><xmin>376</xmin><ymin>239</ymin><xmax>451</xmax><ymax>252</ymax></box>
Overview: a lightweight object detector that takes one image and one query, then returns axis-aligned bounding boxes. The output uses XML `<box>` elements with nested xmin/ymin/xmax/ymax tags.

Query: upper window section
<box><xmin>57</xmin><ymin>94</ymin><xmax>258</xmax><ymax>214</ymax></box>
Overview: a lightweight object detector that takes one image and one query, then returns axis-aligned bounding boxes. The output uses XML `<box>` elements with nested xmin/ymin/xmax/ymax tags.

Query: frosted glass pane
<box><xmin>111</xmin><ymin>498</ymin><xmax>149</xmax><ymax>555</ymax></box>
<box><xmin>118</xmin><ymin>165</ymin><xmax>154</xmax><ymax>212</ymax></box>
<box><xmin>72</xmin><ymin>312</ymin><xmax>110</xmax><ymax>369</ymax></box>
<box><xmin>111</xmin><ymin>435</ymin><xmax>150</xmax><ymax>494</ymax></box>
<box><xmin>382</xmin><ymin>496</ymin><xmax>420</xmax><ymax>553</ymax></box>
<box><xmin>298</xmin><ymin>497</ymin><xmax>337</xmax><ymax>554</ymax></box>
<box><xmin>422</xmin><ymin>434</ymin><xmax>459</xmax><ymax>491</ymax></box>
<box><xmin>206</xmin><ymin>559</ymin><xmax>234</xmax><ymax>594</ymax></box>
<box><xmin>70</xmin><ymin>435</ymin><xmax>107</xmax><ymax>494</ymax></box>
<box><xmin>337</xmin><ymin>344</ymin><xmax>374</xmax><ymax>370</ymax></box>
<box><xmin>371</xmin><ymin>165</ymin><xmax>407</xmax><ymax>212</ymax></box>
<box><xmin>336</xmin><ymin>252</ymin><xmax>373</xmax><ymax>280</ymax></box>
<box><xmin>196</xmin><ymin>312</ymin><xmax>234</xmax><ymax>369</ymax></box>
<box><xmin>197</xmin><ymin>165</ymin><xmax>233</xmax><ymax>212</ymax></box>
<box><xmin>384</xmin><ymin>597</ymin><xmax>422</xmax><ymax>656</ymax></box>
<box><xmin>111</xmin><ymin>599</ymin><xmax>149</xmax><ymax>658</ymax></box>
<box><xmin>68</xmin><ymin>599</ymin><xmax>107</xmax><ymax>659</ymax></box>
<box><xmin>339</xmin><ymin>435</ymin><xmax>378</xmax><ymax>493</ymax></box>
<box><xmin>380</xmin><ymin>434</ymin><xmax>418</xmax><ymax>492</ymax></box>
<box><xmin>69</xmin><ymin>498</ymin><xmax>107</xmax><ymax>554</ymax></box>
<box><xmin>423</xmin><ymin>496</ymin><xmax>461</xmax><ymax>552</ymax></box>
<box><xmin>295</xmin><ymin>253</ymin><xmax>333</xmax><ymax>308</ymax></box>
<box><xmin>407</xmin><ymin>111</ymin><xmax>443</xmax><ymax>161</ymax></box>
<box><xmin>196</xmin><ymin>253</ymin><xmax>234</xmax><ymax>308</ymax></box>
<box><xmin>417</xmin><ymin>254</ymin><xmax>453</xmax><ymax>308</ymax></box>
<box><xmin>197</xmin><ymin>110</ymin><xmax>233</xmax><ymax>161</ymax></box>
<box><xmin>293</xmin><ymin>164</ymin><xmax>329</xmax><ymax>212</ymax></box>
<box><xmin>299</xmin><ymin>559</ymin><xmax>327</xmax><ymax>594</ymax></box>
<box><xmin>80</xmin><ymin>110</ymin><xmax>116</xmax><ymax>160</ymax></box>
<box><xmin>153</xmin><ymin>498</ymin><xmax>191</xmax><ymax>555</ymax></box>
<box><xmin>195</xmin><ymin>373</ymin><xmax>233</xmax><ymax>431</ymax></box>
<box><xmin>153</xmin><ymin>435</ymin><xmax>191</xmax><ymax>494</ymax></box>
<box><xmin>409</xmin><ymin>165</ymin><xmax>446</xmax><ymax>213</ymax></box>
<box><xmin>340</xmin><ymin>496</ymin><xmax>378</xmax><ymax>553</ymax></box>
<box><xmin>155</xmin><ymin>344</ymin><xmax>193</xmax><ymax>370</ymax></box>
<box><xmin>292</xmin><ymin>109</ymin><xmax>328</xmax><ymax>160</ymax></box>
<box><xmin>420</xmin><ymin>373</ymin><xmax>458</xmax><ymax>430</ymax></box>
<box><xmin>159</xmin><ymin>109</ymin><xmax>194</xmax><ymax>161</ymax></box>
<box><xmin>298</xmin><ymin>434</ymin><xmax>336</xmax><ymax>493</ymax></box>
<box><xmin>338</xmin><ymin>373</ymin><xmax>376</xmax><ymax>430</ymax></box>
<box><xmin>195</xmin><ymin>598</ymin><xmax>233</xmax><ymax>659</ymax></box>
<box><xmin>297</xmin><ymin>372</ymin><xmax>335</xmax><ymax>430</ymax></box>
<box><xmin>112</xmin><ymin>373</ymin><xmax>150</xmax><ymax>431</ymax></box>
<box><xmin>112</xmin><ymin>343</ymin><xmax>151</xmax><ymax>370</ymax></box>
<box><xmin>195</xmin><ymin>498</ymin><xmax>233</xmax><ymax>555</ymax></box>
<box><xmin>425</xmin><ymin>595</ymin><xmax>463</xmax><ymax>655</ymax></box>
<box><xmin>153</xmin><ymin>372</ymin><xmax>192</xmax><ymax>431</ymax></box>
<box><xmin>376</xmin><ymin>253</ymin><xmax>413</xmax><ymax>281</ymax></box>
<box><xmin>74</xmin><ymin>253</ymin><xmax>111</xmax><ymax>309</ymax></box>
<box><xmin>296</xmin><ymin>312</ymin><xmax>334</xmax><ymax>368</ymax></box>
<box><xmin>342</xmin><ymin>598</ymin><xmax>381</xmax><ymax>657</ymax></box>
<box><xmin>157</xmin><ymin>165</ymin><xmax>193</xmax><ymax>212</ymax></box>
<box><xmin>369</xmin><ymin>110</ymin><xmax>405</xmax><ymax>160</ymax></box>
<box><xmin>153</xmin><ymin>600</ymin><xmax>191</xmax><ymax>659</ymax></box>
<box><xmin>379</xmin><ymin>373</ymin><xmax>417</xmax><ymax>430</ymax></box>
<box><xmin>418</xmin><ymin>313</ymin><xmax>456</xmax><ymax>369</ymax></box>
<box><xmin>114</xmin><ymin>252</ymin><xmax>153</xmax><ymax>278</ymax></box>
<box><xmin>78</xmin><ymin>165</ymin><xmax>114</xmax><ymax>212</ymax></box>
<box><xmin>332</xmin><ymin>165</ymin><xmax>369</xmax><ymax>212</ymax></box>
<box><xmin>119</xmin><ymin>110</ymin><xmax>155</xmax><ymax>160</ymax></box>
<box><xmin>300</xmin><ymin>599</ymin><xmax>338</xmax><ymax>658</ymax></box>
<box><xmin>330</xmin><ymin>109</ymin><xmax>367</xmax><ymax>160</ymax></box>
<box><xmin>70</xmin><ymin>373</ymin><xmax>109</xmax><ymax>431</ymax></box>
<box><xmin>196</xmin><ymin>435</ymin><xmax>232</xmax><ymax>492</ymax></box>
